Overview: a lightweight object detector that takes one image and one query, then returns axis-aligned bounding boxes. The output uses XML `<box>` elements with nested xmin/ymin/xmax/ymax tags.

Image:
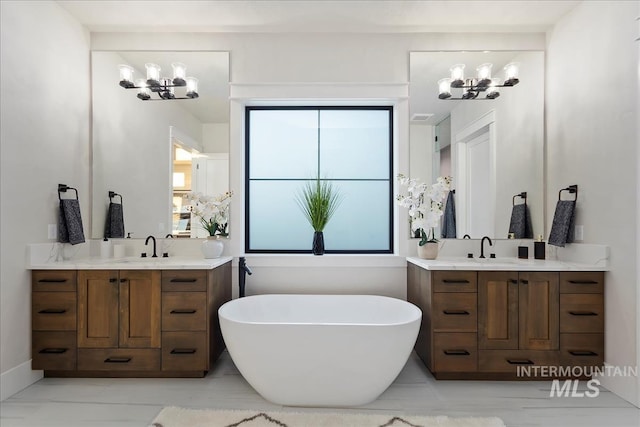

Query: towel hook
<box><xmin>108</xmin><ymin>191</ymin><xmax>123</xmax><ymax>204</ymax></box>
<box><xmin>512</xmin><ymin>191</ymin><xmax>527</xmax><ymax>206</ymax></box>
<box><xmin>558</xmin><ymin>185</ymin><xmax>578</xmax><ymax>201</ymax></box>
<box><xmin>58</xmin><ymin>184</ymin><xmax>78</xmax><ymax>201</ymax></box>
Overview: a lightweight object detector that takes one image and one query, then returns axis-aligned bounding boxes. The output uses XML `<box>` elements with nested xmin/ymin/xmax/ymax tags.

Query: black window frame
<box><xmin>245</xmin><ymin>105</ymin><xmax>394</xmax><ymax>254</ymax></box>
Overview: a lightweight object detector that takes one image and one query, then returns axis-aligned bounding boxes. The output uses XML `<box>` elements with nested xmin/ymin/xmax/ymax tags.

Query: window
<box><xmin>245</xmin><ymin>106</ymin><xmax>393</xmax><ymax>253</ymax></box>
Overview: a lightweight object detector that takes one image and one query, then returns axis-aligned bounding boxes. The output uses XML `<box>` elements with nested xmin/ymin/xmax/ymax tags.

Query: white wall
<box><xmin>546</xmin><ymin>1</ymin><xmax>639</xmax><ymax>406</ymax></box>
<box><xmin>203</xmin><ymin>123</ymin><xmax>230</xmax><ymax>153</ymax></box>
<box><xmin>0</xmin><ymin>1</ymin><xmax>90</xmax><ymax>399</ymax></box>
<box><xmin>91</xmin><ymin>51</ymin><xmax>203</xmax><ymax>238</ymax></box>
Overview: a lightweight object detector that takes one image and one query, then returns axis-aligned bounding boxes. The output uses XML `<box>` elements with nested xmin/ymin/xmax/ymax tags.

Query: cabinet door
<box><xmin>519</xmin><ymin>272</ymin><xmax>559</xmax><ymax>351</ymax></box>
<box><xmin>119</xmin><ymin>270</ymin><xmax>161</xmax><ymax>348</ymax></box>
<box><xmin>78</xmin><ymin>270</ymin><xmax>119</xmax><ymax>348</ymax></box>
<box><xmin>478</xmin><ymin>271</ymin><xmax>519</xmax><ymax>350</ymax></box>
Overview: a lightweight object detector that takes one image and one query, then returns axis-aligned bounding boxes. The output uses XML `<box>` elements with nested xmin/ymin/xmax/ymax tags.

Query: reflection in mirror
<box><xmin>91</xmin><ymin>51</ymin><xmax>229</xmax><ymax>239</ymax></box>
<box><xmin>409</xmin><ymin>51</ymin><xmax>544</xmax><ymax>239</ymax></box>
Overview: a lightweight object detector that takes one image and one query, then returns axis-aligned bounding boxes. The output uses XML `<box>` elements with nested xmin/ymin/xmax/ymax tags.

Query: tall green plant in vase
<box><xmin>295</xmin><ymin>178</ymin><xmax>343</xmax><ymax>255</ymax></box>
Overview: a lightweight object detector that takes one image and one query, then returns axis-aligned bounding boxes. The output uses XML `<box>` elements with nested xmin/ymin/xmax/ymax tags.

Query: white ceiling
<box><xmin>58</xmin><ymin>0</ymin><xmax>580</xmax><ymax>33</ymax></box>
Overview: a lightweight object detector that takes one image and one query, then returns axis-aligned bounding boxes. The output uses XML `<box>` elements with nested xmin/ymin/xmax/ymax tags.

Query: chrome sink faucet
<box><xmin>145</xmin><ymin>235</ymin><xmax>158</xmax><ymax>258</ymax></box>
<box><xmin>479</xmin><ymin>236</ymin><xmax>493</xmax><ymax>259</ymax></box>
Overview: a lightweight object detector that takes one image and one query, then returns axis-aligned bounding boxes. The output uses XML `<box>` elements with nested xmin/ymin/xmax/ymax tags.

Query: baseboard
<box><xmin>1</xmin><ymin>360</ymin><xmax>43</xmax><ymax>401</ymax></box>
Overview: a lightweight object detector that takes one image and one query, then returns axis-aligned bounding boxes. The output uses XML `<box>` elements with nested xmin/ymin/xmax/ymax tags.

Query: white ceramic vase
<box><xmin>417</xmin><ymin>241</ymin><xmax>438</xmax><ymax>260</ymax></box>
<box><xmin>201</xmin><ymin>236</ymin><xmax>224</xmax><ymax>259</ymax></box>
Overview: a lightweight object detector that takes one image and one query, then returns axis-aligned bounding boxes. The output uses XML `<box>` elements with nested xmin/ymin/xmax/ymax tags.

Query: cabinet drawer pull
<box><xmin>109</xmin><ymin>278</ymin><xmax>117</xmax><ymax>283</ymax></box>
<box><xmin>442</xmin><ymin>279</ymin><xmax>470</xmax><ymax>284</ymax></box>
<box><xmin>170</xmin><ymin>348</ymin><xmax>197</xmax><ymax>355</ymax></box>
<box><xmin>38</xmin><ymin>309</ymin><xmax>66</xmax><ymax>314</ymax></box>
<box><xmin>569</xmin><ymin>311</ymin><xmax>598</xmax><ymax>316</ymax></box>
<box><xmin>38</xmin><ymin>279</ymin><xmax>67</xmax><ymax>283</ymax></box>
<box><xmin>443</xmin><ymin>349</ymin><xmax>470</xmax><ymax>356</ymax></box>
<box><xmin>169</xmin><ymin>278</ymin><xmax>198</xmax><ymax>283</ymax></box>
<box><xmin>509</xmin><ymin>279</ymin><xmax>518</xmax><ymax>284</ymax></box>
<box><xmin>520</xmin><ymin>280</ymin><xmax>529</xmax><ymax>284</ymax></box>
<box><xmin>104</xmin><ymin>357</ymin><xmax>131</xmax><ymax>363</ymax></box>
<box><xmin>120</xmin><ymin>278</ymin><xmax>127</xmax><ymax>283</ymax></box>
<box><xmin>443</xmin><ymin>310</ymin><xmax>470</xmax><ymax>315</ymax></box>
<box><xmin>569</xmin><ymin>350</ymin><xmax>598</xmax><ymax>357</ymax></box>
<box><xmin>170</xmin><ymin>309</ymin><xmax>197</xmax><ymax>314</ymax></box>
<box><xmin>568</xmin><ymin>280</ymin><xmax>599</xmax><ymax>284</ymax></box>
<box><xmin>39</xmin><ymin>348</ymin><xmax>68</xmax><ymax>354</ymax></box>
<box><xmin>507</xmin><ymin>359</ymin><xmax>534</xmax><ymax>365</ymax></box>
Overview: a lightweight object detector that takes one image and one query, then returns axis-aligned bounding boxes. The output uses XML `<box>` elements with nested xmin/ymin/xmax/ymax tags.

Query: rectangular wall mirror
<box><xmin>409</xmin><ymin>51</ymin><xmax>544</xmax><ymax>240</ymax></box>
<box><xmin>91</xmin><ymin>51</ymin><xmax>230</xmax><ymax>239</ymax></box>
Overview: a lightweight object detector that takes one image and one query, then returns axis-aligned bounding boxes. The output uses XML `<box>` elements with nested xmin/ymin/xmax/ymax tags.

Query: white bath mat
<box><xmin>150</xmin><ymin>406</ymin><xmax>506</xmax><ymax>427</ymax></box>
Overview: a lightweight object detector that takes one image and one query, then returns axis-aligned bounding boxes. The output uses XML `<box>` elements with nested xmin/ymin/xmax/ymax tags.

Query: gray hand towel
<box><xmin>548</xmin><ymin>200</ymin><xmax>576</xmax><ymax>247</ymax></box>
<box><xmin>441</xmin><ymin>191</ymin><xmax>457</xmax><ymax>238</ymax></box>
<box><xmin>508</xmin><ymin>203</ymin><xmax>533</xmax><ymax>239</ymax></box>
<box><xmin>105</xmin><ymin>202</ymin><xmax>125</xmax><ymax>238</ymax></box>
<box><xmin>58</xmin><ymin>199</ymin><xmax>85</xmax><ymax>245</ymax></box>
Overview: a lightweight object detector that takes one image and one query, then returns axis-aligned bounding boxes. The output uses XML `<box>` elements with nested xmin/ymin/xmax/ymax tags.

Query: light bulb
<box><xmin>476</xmin><ymin>63</ymin><xmax>493</xmax><ymax>87</ymax></box>
<box><xmin>118</xmin><ymin>64</ymin><xmax>135</xmax><ymax>88</ymax></box>
<box><xmin>486</xmin><ymin>78</ymin><xmax>501</xmax><ymax>99</ymax></box>
<box><xmin>145</xmin><ymin>63</ymin><xmax>161</xmax><ymax>86</ymax></box>
<box><xmin>504</xmin><ymin>62</ymin><xmax>520</xmax><ymax>86</ymax></box>
<box><xmin>172</xmin><ymin>62</ymin><xmax>187</xmax><ymax>86</ymax></box>
<box><xmin>438</xmin><ymin>78</ymin><xmax>452</xmax><ymax>99</ymax></box>
<box><xmin>136</xmin><ymin>79</ymin><xmax>150</xmax><ymax>100</ymax></box>
<box><xmin>450</xmin><ymin>64</ymin><xmax>465</xmax><ymax>88</ymax></box>
<box><xmin>186</xmin><ymin>77</ymin><xmax>199</xmax><ymax>98</ymax></box>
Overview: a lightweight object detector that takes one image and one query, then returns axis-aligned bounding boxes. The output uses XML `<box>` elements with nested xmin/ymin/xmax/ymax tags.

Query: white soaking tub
<box><xmin>218</xmin><ymin>294</ymin><xmax>421</xmax><ymax>407</ymax></box>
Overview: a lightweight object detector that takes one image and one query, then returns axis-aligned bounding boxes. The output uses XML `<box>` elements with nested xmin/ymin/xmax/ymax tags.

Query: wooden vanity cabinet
<box><xmin>408</xmin><ymin>263</ymin><xmax>604</xmax><ymax>380</ymax></box>
<box><xmin>31</xmin><ymin>261</ymin><xmax>232</xmax><ymax>378</ymax></box>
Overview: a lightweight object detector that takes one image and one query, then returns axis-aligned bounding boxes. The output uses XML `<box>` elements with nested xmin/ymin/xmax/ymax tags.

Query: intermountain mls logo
<box><xmin>516</xmin><ymin>365</ymin><xmax>638</xmax><ymax>398</ymax></box>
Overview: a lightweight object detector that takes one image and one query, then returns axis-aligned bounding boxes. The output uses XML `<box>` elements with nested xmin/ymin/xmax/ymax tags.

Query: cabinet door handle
<box><xmin>443</xmin><ymin>310</ymin><xmax>470</xmax><ymax>315</ymax></box>
<box><xmin>120</xmin><ymin>278</ymin><xmax>127</xmax><ymax>283</ymax></box>
<box><xmin>520</xmin><ymin>280</ymin><xmax>529</xmax><ymax>284</ymax></box>
<box><xmin>507</xmin><ymin>359</ymin><xmax>534</xmax><ymax>365</ymax></box>
<box><xmin>442</xmin><ymin>279</ymin><xmax>470</xmax><ymax>284</ymax></box>
<box><xmin>170</xmin><ymin>348</ymin><xmax>197</xmax><ymax>355</ymax></box>
<box><xmin>568</xmin><ymin>280</ymin><xmax>599</xmax><ymax>284</ymax></box>
<box><xmin>569</xmin><ymin>311</ymin><xmax>598</xmax><ymax>316</ymax></box>
<box><xmin>569</xmin><ymin>350</ymin><xmax>598</xmax><ymax>356</ymax></box>
<box><xmin>39</xmin><ymin>348</ymin><xmax>68</xmax><ymax>354</ymax></box>
<box><xmin>38</xmin><ymin>309</ymin><xmax>66</xmax><ymax>314</ymax></box>
<box><xmin>109</xmin><ymin>278</ymin><xmax>117</xmax><ymax>283</ymax></box>
<box><xmin>170</xmin><ymin>309</ymin><xmax>197</xmax><ymax>314</ymax></box>
<box><xmin>38</xmin><ymin>278</ymin><xmax>67</xmax><ymax>283</ymax></box>
<box><xmin>443</xmin><ymin>349</ymin><xmax>470</xmax><ymax>356</ymax></box>
<box><xmin>104</xmin><ymin>357</ymin><xmax>131</xmax><ymax>363</ymax></box>
<box><xmin>509</xmin><ymin>279</ymin><xmax>518</xmax><ymax>284</ymax></box>
<box><xmin>170</xmin><ymin>278</ymin><xmax>198</xmax><ymax>283</ymax></box>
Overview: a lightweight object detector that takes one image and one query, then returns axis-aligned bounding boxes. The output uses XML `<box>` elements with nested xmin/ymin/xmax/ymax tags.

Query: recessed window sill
<box><xmin>237</xmin><ymin>254</ymin><xmax>405</xmax><ymax>268</ymax></box>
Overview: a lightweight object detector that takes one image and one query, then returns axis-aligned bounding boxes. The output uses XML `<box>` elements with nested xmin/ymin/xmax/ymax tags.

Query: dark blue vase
<box><xmin>312</xmin><ymin>231</ymin><xmax>325</xmax><ymax>255</ymax></box>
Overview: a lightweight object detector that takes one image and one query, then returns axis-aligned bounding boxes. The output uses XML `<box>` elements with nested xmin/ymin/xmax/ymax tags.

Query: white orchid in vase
<box><xmin>396</xmin><ymin>174</ymin><xmax>451</xmax><ymax>246</ymax></box>
<box><xmin>183</xmin><ymin>191</ymin><xmax>233</xmax><ymax>237</ymax></box>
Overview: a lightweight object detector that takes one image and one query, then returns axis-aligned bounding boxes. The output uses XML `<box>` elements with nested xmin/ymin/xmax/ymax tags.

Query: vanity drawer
<box><xmin>478</xmin><ymin>350</ymin><xmax>558</xmax><ymax>374</ymax></box>
<box><xmin>560</xmin><ymin>294</ymin><xmax>604</xmax><ymax>333</ymax></box>
<box><xmin>78</xmin><ymin>348</ymin><xmax>160</xmax><ymax>371</ymax></box>
<box><xmin>560</xmin><ymin>333</ymin><xmax>604</xmax><ymax>368</ymax></box>
<box><xmin>433</xmin><ymin>333</ymin><xmax>477</xmax><ymax>372</ymax></box>
<box><xmin>162</xmin><ymin>292</ymin><xmax>207</xmax><ymax>331</ymax></box>
<box><xmin>162</xmin><ymin>331</ymin><xmax>208</xmax><ymax>371</ymax></box>
<box><xmin>32</xmin><ymin>331</ymin><xmax>76</xmax><ymax>370</ymax></box>
<box><xmin>432</xmin><ymin>293</ymin><xmax>477</xmax><ymax>332</ymax></box>
<box><xmin>433</xmin><ymin>271</ymin><xmax>477</xmax><ymax>293</ymax></box>
<box><xmin>32</xmin><ymin>270</ymin><xmax>76</xmax><ymax>292</ymax></box>
<box><xmin>560</xmin><ymin>272</ymin><xmax>604</xmax><ymax>294</ymax></box>
<box><xmin>162</xmin><ymin>271</ymin><xmax>207</xmax><ymax>292</ymax></box>
<box><xmin>32</xmin><ymin>292</ymin><xmax>77</xmax><ymax>331</ymax></box>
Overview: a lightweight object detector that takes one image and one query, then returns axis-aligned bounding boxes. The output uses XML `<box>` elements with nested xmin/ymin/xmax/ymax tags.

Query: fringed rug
<box><xmin>150</xmin><ymin>407</ymin><xmax>506</xmax><ymax>427</ymax></box>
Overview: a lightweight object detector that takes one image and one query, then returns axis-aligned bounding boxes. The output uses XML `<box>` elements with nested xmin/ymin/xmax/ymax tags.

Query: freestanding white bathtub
<box><xmin>218</xmin><ymin>294</ymin><xmax>421</xmax><ymax>407</ymax></box>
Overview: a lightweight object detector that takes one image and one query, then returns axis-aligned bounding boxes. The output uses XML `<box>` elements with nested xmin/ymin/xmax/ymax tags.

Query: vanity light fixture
<box><xmin>438</xmin><ymin>62</ymin><xmax>520</xmax><ymax>100</ymax></box>
<box><xmin>118</xmin><ymin>62</ymin><xmax>199</xmax><ymax>100</ymax></box>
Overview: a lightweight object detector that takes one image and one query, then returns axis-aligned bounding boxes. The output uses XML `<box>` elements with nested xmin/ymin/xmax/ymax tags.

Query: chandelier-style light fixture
<box><xmin>118</xmin><ymin>62</ymin><xmax>199</xmax><ymax>100</ymax></box>
<box><xmin>438</xmin><ymin>62</ymin><xmax>520</xmax><ymax>100</ymax></box>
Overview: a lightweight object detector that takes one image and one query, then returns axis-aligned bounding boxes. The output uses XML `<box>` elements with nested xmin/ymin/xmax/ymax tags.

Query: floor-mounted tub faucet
<box><xmin>479</xmin><ymin>236</ymin><xmax>493</xmax><ymax>259</ymax></box>
<box><xmin>239</xmin><ymin>257</ymin><xmax>253</xmax><ymax>298</ymax></box>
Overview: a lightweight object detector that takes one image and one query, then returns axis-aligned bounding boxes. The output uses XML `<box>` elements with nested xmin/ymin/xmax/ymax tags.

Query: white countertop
<box><xmin>29</xmin><ymin>256</ymin><xmax>233</xmax><ymax>270</ymax></box>
<box><xmin>407</xmin><ymin>256</ymin><xmax>608</xmax><ymax>271</ymax></box>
